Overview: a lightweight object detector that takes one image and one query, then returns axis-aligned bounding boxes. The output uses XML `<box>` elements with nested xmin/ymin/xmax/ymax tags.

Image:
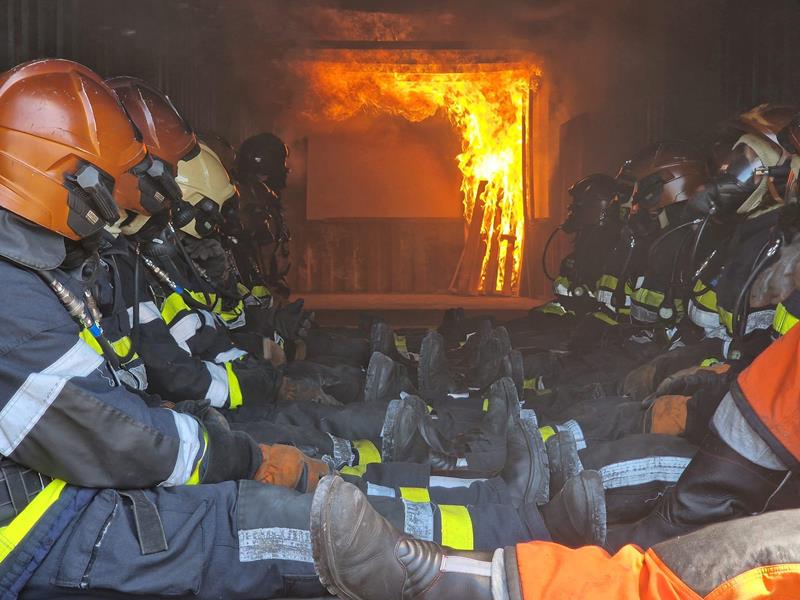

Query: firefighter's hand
<box><xmin>255</xmin><ymin>444</ymin><xmax>330</xmax><ymax>492</ymax></box>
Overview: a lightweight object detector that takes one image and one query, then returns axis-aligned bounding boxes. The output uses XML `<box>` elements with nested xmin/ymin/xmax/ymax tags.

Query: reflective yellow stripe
<box><xmin>693</xmin><ymin>280</ymin><xmax>718</xmax><ymax>311</ymax></box>
<box><xmin>700</xmin><ymin>358</ymin><xmax>720</xmax><ymax>368</ymax></box>
<box><xmin>79</xmin><ymin>328</ymin><xmax>102</xmax><ymax>354</ymax></box>
<box><xmin>394</xmin><ymin>335</ymin><xmax>408</xmax><ymax>356</ymax></box>
<box><xmin>0</xmin><ymin>479</ymin><xmax>67</xmax><ymax>562</ymax></box>
<box><xmin>439</xmin><ymin>505</ymin><xmax>474</xmax><ymax>550</ymax></box>
<box><xmin>400</xmin><ymin>487</ymin><xmax>431</xmax><ymax>503</ymax></box>
<box><xmin>523</xmin><ymin>378</ymin><xmax>537</xmax><ymax>390</ymax></box>
<box><xmin>353</xmin><ymin>439</ymin><xmax>381</xmax><ymax>465</ymax></box>
<box><xmin>632</xmin><ymin>287</ymin><xmax>665</xmax><ymax>309</ymax></box>
<box><xmin>161</xmin><ymin>292</ymin><xmax>192</xmax><ymax>325</ymax></box>
<box><xmin>188</xmin><ymin>290</ymin><xmax>219</xmax><ymax>312</ymax></box>
<box><xmin>538</xmin><ymin>302</ymin><xmax>568</xmax><ymax>316</ymax></box>
<box><xmin>773</xmin><ymin>302</ymin><xmax>800</xmax><ymax>336</ymax></box>
<box><xmin>482</xmin><ymin>398</ymin><xmax>489</xmax><ymax>412</ymax></box>
<box><xmin>592</xmin><ymin>311</ymin><xmax>618</xmax><ymax>326</ymax></box>
<box><xmin>79</xmin><ymin>330</ymin><xmax>138</xmax><ymax>364</ymax></box>
<box><xmin>251</xmin><ymin>285</ymin><xmax>271</xmax><ymax>299</ymax></box>
<box><xmin>718</xmin><ymin>307</ymin><xmax>734</xmax><ymax>334</ymax></box>
<box><xmin>340</xmin><ymin>439</ymin><xmax>382</xmax><ymax>477</ymax></box>
<box><xmin>219</xmin><ymin>301</ymin><xmax>244</xmax><ymax>323</ymax></box>
<box><xmin>225</xmin><ymin>362</ymin><xmax>243</xmax><ymax>409</ymax></box>
<box><xmin>598</xmin><ymin>274</ymin><xmax>618</xmax><ymax>291</ymax></box>
<box><xmin>187</xmin><ymin>429</ymin><xmax>209</xmax><ymax>485</ymax></box>
<box><xmin>539</xmin><ymin>426</ymin><xmax>556</xmax><ymax>442</ymax></box>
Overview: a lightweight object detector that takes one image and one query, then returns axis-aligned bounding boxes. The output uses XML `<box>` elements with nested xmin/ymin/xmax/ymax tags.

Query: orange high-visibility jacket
<box><xmin>512</xmin><ymin>509</ymin><xmax>800</xmax><ymax>599</ymax></box>
<box><xmin>733</xmin><ymin>319</ymin><xmax>800</xmax><ymax>469</ymax></box>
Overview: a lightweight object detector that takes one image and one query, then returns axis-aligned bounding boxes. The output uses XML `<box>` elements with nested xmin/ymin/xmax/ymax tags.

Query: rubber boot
<box><xmin>604</xmin><ymin>432</ymin><xmax>789</xmax><ymax>552</ymax></box>
<box><xmin>364</xmin><ymin>351</ymin><xmax>417</xmax><ymax>403</ymax></box>
<box><xmin>545</xmin><ymin>430</ymin><xmax>583</xmax><ymax>498</ymax></box>
<box><xmin>312</xmin><ymin>475</ymin><xmax>495</xmax><ymax>600</ymax></box>
<box><xmin>419</xmin><ymin>331</ymin><xmax>464</xmax><ymax>399</ymax></box>
<box><xmin>540</xmin><ymin>470</ymin><xmax>607</xmax><ymax>548</ymax></box>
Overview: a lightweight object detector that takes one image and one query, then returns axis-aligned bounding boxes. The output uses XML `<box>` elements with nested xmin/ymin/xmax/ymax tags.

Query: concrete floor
<box><xmin>301</xmin><ymin>293</ymin><xmax>545</xmax><ymax>328</ymax></box>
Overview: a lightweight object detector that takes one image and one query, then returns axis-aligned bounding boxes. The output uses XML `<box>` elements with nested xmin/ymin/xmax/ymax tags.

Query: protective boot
<box><xmin>380</xmin><ymin>395</ymin><xmax>431</xmax><ymax>463</ymax></box>
<box><xmin>482</xmin><ymin>376</ymin><xmax>520</xmax><ymax>436</ymax></box>
<box><xmin>541</xmin><ymin>470</ymin><xmax>607</xmax><ymax>548</ymax></box>
<box><xmin>419</xmin><ymin>330</ymin><xmax>464</xmax><ymax>399</ymax></box>
<box><xmin>502</xmin><ymin>412</ymin><xmax>550</xmax><ymax>507</ymax></box>
<box><xmin>502</xmin><ymin>349</ymin><xmax>525</xmax><ymax>398</ymax></box>
<box><xmin>469</xmin><ymin>329</ymin><xmax>511</xmax><ymax>390</ymax></box>
<box><xmin>311</xmin><ymin>475</ymin><xmax>495</xmax><ymax>600</ymax></box>
<box><xmin>363</xmin><ymin>351</ymin><xmax>417</xmax><ymax>403</ymax></box>
<box><xmin>370</xmin><ymin>321</ymin><xmax>415</xmax><ymax>368</ymax></box>
<box><xmin>604</xmin><ymin>432</ymin><xmax>789</xmax><ymax>552</ymax></box>
<box><xmin>545</xmin><ymin>430</ymin><xmax>583</xmax><ymax>498</ymax></box>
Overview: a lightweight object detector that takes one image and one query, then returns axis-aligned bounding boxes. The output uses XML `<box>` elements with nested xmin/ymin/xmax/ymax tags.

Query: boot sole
<box><xmin>310</xmin><ymin>475</ymin><xmax>353</xmax><ymax>600</ymax></box>
<box><xmin>581</xmin><ymin>471</ymin><xmax>608</xmax><ymax>546</ymax></box>
<box><xmin>364</xmin><ymin>352</ymin><xmax>391</xmax><ymax>403</ymax></box>
<box><xmin>381</xmin><ymin>396</ymin><xmax>426</xmax><ymax>461</ymax></box>
<box><xmin>418</xmin><ymin>332</ymin><xmax>439</xmax><ymax>398</ymax></box>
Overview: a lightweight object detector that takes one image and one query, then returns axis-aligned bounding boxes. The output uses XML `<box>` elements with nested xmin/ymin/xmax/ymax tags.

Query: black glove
<box><xmin>655</xmin><ymin>367</ymin><xmax>730</xmax><ymax>397</ymax></box>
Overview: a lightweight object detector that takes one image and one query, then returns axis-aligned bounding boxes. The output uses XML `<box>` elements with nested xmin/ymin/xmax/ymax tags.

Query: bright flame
<box><xmin>297</xmin><ymin>56</ymin><xmax>541</xmax><ymax>293</ymax></box>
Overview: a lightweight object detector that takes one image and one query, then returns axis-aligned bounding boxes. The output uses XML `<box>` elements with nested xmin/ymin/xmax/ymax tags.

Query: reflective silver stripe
<box><xmin>367</xmin><ymin>482</ymin><xmax>396</xmax><ymax>497</ymax></box>
<box><xmin>597</xmin><ymin>289</ymin><xmax>614</xmax><ymax>307</ymax></box>
<box><xmin>557</xmin><ymin>420</ymin><xmax>586</xmax><ymax>451</ymax></box>
<box><xmin>744</xmin><ymin>309</ymin><xmax>775</xmax><ymax>335</ymax></box>
<box><xmin>169</xmin><ymin>312</ymin><xmax>202</xmax><ymax>352</ymax></box>
<box><xmin>599</xmin><ymin>456</ymin><xmax>691</xmax><ymax>490</ymax></box>
<box><xmin>711</xmin><ymin>393</ymin><xmax>787</xmax><ymax>470</ymax></box>
<box><xmin>631</xmin><ymin>304</ymin><xmax>658</xmax><ymax>323</ymax></box>
<box><xmin>328</xmin><ymin>434</ymin><xmax>355</xmax><ymax>469</ymax></box>
<box><xmin>238</xmin><ymin>527</ymin><xmax>313</xmax><ymax>563</ymax></box>
<box><xmin>429</xmin><ymin>476</ymin><xmax>486</xmax><ymax>489</ymax></box>
<box><xmin>223</xmin><ymin>311</ymin><xmax>247</xmax><ymax>330</ymax></box>
<box><xmin>689</xmin><ymin>300</ymin><xmax>721</xmax><ymax>331</ymax></box>
<box><xmin>214</xmin><ymin>347</ymin><xmax>248</xmax><ymax>363</ymax></box>
<box><xmin>554</xmin><ymin>282</ymin><xmax>571</xmax><ymax>296</ymax></box>
<box><xmin>128</xmin><ymin>301</ymin><xmax>161</xmax><ymax>326</ymax></box>
<box><xmin>402</xmin><ymin>499</ymin><xmax>434</xmax><ymax>541</ymax></box>
<box><xmin>0</xmin><ymin>340</ymin><xmax>103</xmax><ymax>455</ymax></box>
<box><xmin>519</xmin><ymin>409</ymin><xmax>538</xmax><ymax>428</ymax></box>
<box><xmin>160</xmin><ymin>411</ymin><xmax>202</xmax><ymax>486</ymax></box>
<box><xmin>204</xmin><ymin>361</ymin><xmax>229</xmax><ymax>407</ymax></box>
<box><xmin>199</xmin><ymin>310</ymin><xmax>218</xmax><ymax>330</ymax></box>
<box><xmin>441</xmin><ymin>555</ymin><xmax>492</xmax><ymax>577</ymax></box>
<box><xmin>455</xmin><ymin>458</ymin><xmax>469</xmax><ymax>468</ymax></box>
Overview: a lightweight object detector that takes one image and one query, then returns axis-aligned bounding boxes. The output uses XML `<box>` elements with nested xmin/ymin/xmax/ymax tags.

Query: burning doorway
<box><xmin>294</xmin><ymin>49</ymin><xmax>542</xmax><ymax>296</ymax></box>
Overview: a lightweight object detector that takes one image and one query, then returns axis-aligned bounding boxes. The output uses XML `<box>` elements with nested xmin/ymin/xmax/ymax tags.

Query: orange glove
<box><xmin>646</xmin><ymin>394</ymin><xmax>691</xmax><ymax>435</ymax></box>
<box><xmin>255</xmin><ymin>444</ymin><xmax>330</xmax><ymax>492</ymax></box>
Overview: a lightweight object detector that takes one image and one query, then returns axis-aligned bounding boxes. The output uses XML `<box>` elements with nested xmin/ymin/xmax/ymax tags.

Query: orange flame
<box><xmin>297</xmin><ymin>54</ymin><xmax>541</xmax><ymax>293</ymax></box>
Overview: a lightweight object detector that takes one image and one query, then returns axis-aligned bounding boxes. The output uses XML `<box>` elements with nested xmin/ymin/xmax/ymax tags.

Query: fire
<box><xmin>297</xmin><ymin>54</ymin><xmax>541</xmax><ymax>293</ymax></box>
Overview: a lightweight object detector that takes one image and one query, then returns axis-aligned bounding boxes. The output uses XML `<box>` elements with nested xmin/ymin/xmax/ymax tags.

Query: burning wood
<box><xmin>295</xmin><ymin>51</ymin><xmax>541</xmax><ymax>294</ymax></box>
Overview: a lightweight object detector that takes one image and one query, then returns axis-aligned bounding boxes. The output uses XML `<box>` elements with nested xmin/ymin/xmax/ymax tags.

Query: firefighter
<box><xmin>0</xmin><ymin>58</ymin><xmax>340</xmax><ymax>599</ymax></box>
<box><xmin>602</xmin><ymin>116</ymin><xmax>800</xmax><ymax>552</ymax></box>
<box><xmin>310</xmin><ymin>474</ymin><xmax>800</xmax><ymax>600</ymax></box>
<box><xmin>508</xmin><ymin>174</ymin><xmax>627</xmax><ymax>344</ymax></box>
<box><xmin>236</xmin><ymin>132</ymin><xmax>292</xmax><ymax>301</ymax></box>
<box><xmin>0</xmin><ymin>59</ymin><xmax>600</xmax><ymax>600</ymax></box>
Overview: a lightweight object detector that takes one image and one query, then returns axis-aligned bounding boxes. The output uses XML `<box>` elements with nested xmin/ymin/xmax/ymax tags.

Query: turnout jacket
<box><xmin>510</xmin><ymin>508</ymin><xmax>800</xmax><ymax>599</ymax></box>
<box><xmin>104</xmin><ymin>235</ymin><xmax>282</xmax><ymax>409</ymax></box>
<box><xmin>0</xmin><ymin>257</ymin><xmax>260</xmax><ymax>595</ymax></box>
